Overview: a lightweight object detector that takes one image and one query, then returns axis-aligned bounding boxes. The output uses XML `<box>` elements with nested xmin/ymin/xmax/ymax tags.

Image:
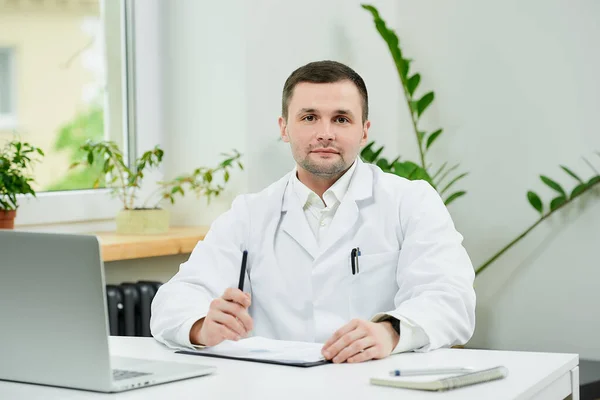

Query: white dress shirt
<box><xmin>291</xmin><ymin>161</ymin><xmax>429</xmax><ymax>353</ymax></box>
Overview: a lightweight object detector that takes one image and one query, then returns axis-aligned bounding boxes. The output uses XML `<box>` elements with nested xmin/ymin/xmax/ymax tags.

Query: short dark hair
<box><xmin>281</xmin><ymin>60</ymin><xmax>369</xmax><ymax>122</ymax></box>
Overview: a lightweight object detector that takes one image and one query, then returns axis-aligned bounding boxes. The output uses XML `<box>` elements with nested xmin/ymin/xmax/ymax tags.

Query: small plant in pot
<box><xmin>0</xmin><ymin>138</ymin><xmax>45</xmax><ymax>229</ymax></box>
<box><xmin>72</xmin><ymin>140</ymin><xmax>243</xmax><ymax>235</ymax></box>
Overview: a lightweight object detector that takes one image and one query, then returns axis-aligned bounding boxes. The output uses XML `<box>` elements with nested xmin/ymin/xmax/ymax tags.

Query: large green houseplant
<box><xmin>0</xmin><ymin>138</ymin><xmax>44</xmax><ymax>229</ymax></box>
<box><xmin>71</xmin><ymin>140</ymin><xmax>243</xmax><ymax>234</ymax></box>
<box><xmin>361</xmin><ymin>4</ymin><xmax>600</xmax><ymax>276</ymax></box>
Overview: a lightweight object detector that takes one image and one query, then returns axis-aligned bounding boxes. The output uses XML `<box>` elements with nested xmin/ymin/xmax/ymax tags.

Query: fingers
<box><xmin>347</xmin><ymin>345</ymin><xmax>379</xmax><ymax>364</ymax></box>
<box><xmin>332</xmin><ymin>336</ymin><xmax>376</xmax><ymax>364</ymax></box>
<box><xmin>208</xmin><ymin>309</ymin><xmax>247</xmax><ymax>337</ymax></box>
<box><xmin>199</xmin><ymin>289</ymin><xmax>254</xmax><ymax>347</ymax></box>
<box><xmin>217</xmin><ymin>300</ymin><xmax>254</xmax><ymax>332</ymax></box>
<box><xmin>206</xmin><ymin>323</ymin><xmax>240</xmax><ymax>345</ymax></box>
<box><xmin>198</xmin><ymin>320</ymin><xmax>240</xmax><ymax>347</ymax></box>
<box><xmin>322</xmin><ymin>318</ymin><xmax>360</xmax><ymax>350</ymax></box>
<box><xmin>322</xmin><ymin>319</ymin><xmax>395</xmax><ymax>364</ymax></box>
<box><xmin>322</xmin><ymin>321</ymin><xmax>366</xmax><ymax>361</ymax></box>
<box><xmin>223</xmin><ymin>288</ymin><xmax>251</xmax><ymax>308</ymax></box>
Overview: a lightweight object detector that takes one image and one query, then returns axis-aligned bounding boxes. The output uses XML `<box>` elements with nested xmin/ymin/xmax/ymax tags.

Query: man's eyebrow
<box><xmin>334</xmin><ymin>109</ymin><xmax>354</xmax><ymax>117</ymax></box>
<box><xmin>297</xmin><ymin>108</ymin><xmax>318</xmax><ymax>116</ymax></box>
<box><xmin>296</xmin><ymin>108</ymin><xmax>355</xmax><ymax>117</ymax></box>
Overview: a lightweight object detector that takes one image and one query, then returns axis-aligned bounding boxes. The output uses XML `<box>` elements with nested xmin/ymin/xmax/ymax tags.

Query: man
<box><xmin>151</xmin><ymin>60</ymin><xmax>475</xmax><ymax>364</ymax></box>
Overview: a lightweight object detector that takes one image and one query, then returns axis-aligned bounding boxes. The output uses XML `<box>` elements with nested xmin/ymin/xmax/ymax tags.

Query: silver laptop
<box><xmin>0</xmin><ymin>230</ymin><xmax>215</xmax><ymax>392</ymax></box>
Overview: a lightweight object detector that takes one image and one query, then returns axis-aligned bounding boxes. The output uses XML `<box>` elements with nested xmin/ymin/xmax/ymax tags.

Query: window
<box><xmin>0</xmin><ymin>0</ymin><xmax>142</xmax><ymax>226</ymax></box>
<box><xmin>0</xmin><ymin>47</ymin><xmax>16</xmax><ymax>129</ymax></box>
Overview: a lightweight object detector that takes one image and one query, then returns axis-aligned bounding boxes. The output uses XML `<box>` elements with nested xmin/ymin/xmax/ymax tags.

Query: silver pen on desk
<box><xmin>389</xmin><ymin>367</ymin><xmax>475</xmax><ymax>376</ymax></box>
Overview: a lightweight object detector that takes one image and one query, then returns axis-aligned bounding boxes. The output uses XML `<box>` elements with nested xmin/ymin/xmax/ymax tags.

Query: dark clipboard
<box><xmin>175</xmin><ymin>350</ymin><xmax>331</xmax><ymax>368</ymax></box>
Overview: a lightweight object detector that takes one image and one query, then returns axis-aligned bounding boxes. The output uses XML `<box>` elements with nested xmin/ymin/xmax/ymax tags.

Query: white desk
<box><xmin>0</xmin><ymin>337</ymin><xmax>579</xmax><ymax>400</ymax></box>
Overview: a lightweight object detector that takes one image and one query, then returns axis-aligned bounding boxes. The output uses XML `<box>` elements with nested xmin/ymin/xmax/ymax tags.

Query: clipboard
<box><xmin>175</xmin><ymin>350</ymin><xmax>330</xmax><ymax>367</ymax></box>
<box><xmin>174</xmin><ymin>336</ymin><xmax>331</xmax><ymax>368</ymax></box>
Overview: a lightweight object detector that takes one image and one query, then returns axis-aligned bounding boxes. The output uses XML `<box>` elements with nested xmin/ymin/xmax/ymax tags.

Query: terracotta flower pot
<box><xmin>0</xmin><ymin>210</ymin><xmax>16</xmax><ymax>230</ymax></box>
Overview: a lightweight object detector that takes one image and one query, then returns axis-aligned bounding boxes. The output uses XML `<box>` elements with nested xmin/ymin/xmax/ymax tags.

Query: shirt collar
<box><xmin>291</xmin><ymin>159</ymin><xmax>358</xmax><ymax>208</ymax></box>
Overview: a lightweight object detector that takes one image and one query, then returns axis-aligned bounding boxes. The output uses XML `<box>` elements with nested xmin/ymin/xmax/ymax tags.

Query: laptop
<box><xmin>0</xmin><ymin>230</ymin><xmax>215</xmax><ymax>392</ymax></box>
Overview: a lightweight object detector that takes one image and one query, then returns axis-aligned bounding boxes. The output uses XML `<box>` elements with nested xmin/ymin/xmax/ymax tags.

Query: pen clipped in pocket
<box><xmin>349</xmin><ymin>250</ymin><xmax>399</xmax><ymax>318</ymax></box>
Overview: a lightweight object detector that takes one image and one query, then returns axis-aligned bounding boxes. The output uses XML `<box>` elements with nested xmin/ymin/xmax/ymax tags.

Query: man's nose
<box><xmin>316</xmin><ymin>121</ymin><xmax>335</xmax><ymax>141</ymax></box>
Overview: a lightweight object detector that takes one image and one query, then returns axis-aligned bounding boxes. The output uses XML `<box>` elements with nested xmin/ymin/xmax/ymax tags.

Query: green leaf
<box><xmin>426</xmin><ymin>129</ymin><xmax>443</xmax><ymax>150</ymax></box>
<box><xmin>361</xmin><ymin>141</ymin><xmax>385</xmax><ymax>164</ymax></box>
<box><xmin>224</xmin><ymin>171</ymin><xmax>230</xmax><ymax>182</ymax></box>
<box><xmin>416</xmin><ymin>92</ymin><xmax>434</xmax><ymax>117</ymax></box>
<box><xmin>417</xmin><ymin>131</ymin><xmax>426</xmax><ymax>144</ymax></box>
<box><xmin>549</xmin><ymin>196</ymin><xmax>567</xmax><ymax>211</ymax></box>
<box><xmin>436</xmin><ymin>163</ymin><xmax>460</xmax><ymax>187</ymax></box>
<box><xmin>582</xmin><ymin>156</ymin><xmax>599</xmax><ymax>174</ymax></box>
<box><xmin>444</xmin><ymin>191</ymin><xmax>466</xmax><ymax>206</ymax></box>
<box><xmin>570</xmin><ymin>183</ymin><xmax>588</xmax><ymax>199</ymax></box>
<box><xmin>440</xmin><ymin>172</ymin><xmax>468</xmax><ymax>195</ymax></box>
<box><xmin>376</xmin><ymin>158</ymin><xmax>390</xmax><ymax>171</ymax></box>
<box><xmin>103</xmin><ymin>158</ymin><xmax>111</xmax><ymax>173</ymax></box>
<box><xmin>390</xmin><ymin>161</ymin><xmax>433</xmax><ymax>185</ymax></box>
<box><xmin>87</xmin><ymin>151</ymin><xmax>94</xmax><ymax>165</ymax></box>
<box><xmin>527</xmin><ymin>191</ymin><xmax>543</xmax><ymax>214</ymax></box>
<box><xmin>400</xmin><ymin>58</ymin><xmax>411</xmax><ymax>79</ymax></box>
<box><xmin>360</xmin><ymin>141</ymin><xmax>376</xmax><ymax>163</ymax></box>
<box><xmin>432</xmin><ymin>162</ymin><xmax>448</xmax><ymax>181</ymax></box>
<box><xmin>560</xmin><ymin>165</ymin><xmax>583</xmax><ymax>183</ymax></box>
<box><xmin>589</xmin><ymin>176</ymin><xmax>600</xmax><ymax>186</ymax></box>
<box><xmin>540</xmin><ymin>175</ymin><xmax>565</xmax><ymax>196</ymax></box>
<box><xmin>410</xmin><ymin>100</ymin><xmax>418</xmax><ymax>115</ymax></box>
<box><xmin>361</xmin><ymin>4</ymin><xmax>412</xmax><ymax>91</ymax></box>
<box><xmin>406</xmin><ymin>73</ymin><xmax>421</xmax><ymax>96</ymax></box>
<box><xmin>371</xmin><ymin>145</ymin><xmax>384</xmax><ymax>161</ymax></box>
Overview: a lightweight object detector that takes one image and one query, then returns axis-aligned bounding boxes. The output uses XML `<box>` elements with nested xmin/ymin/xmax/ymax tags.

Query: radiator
<box><xmin>105</xmin><ymin>281</ymin><xmax>163</xmax><ymax>337</ymax></box>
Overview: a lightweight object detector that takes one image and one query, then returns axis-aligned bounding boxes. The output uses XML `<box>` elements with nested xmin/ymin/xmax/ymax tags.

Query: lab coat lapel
<box><xmin>280</xmin><ymin>180</ymin><xmax>320</xmax><ymax>259</ymax></box>
<box><xmin>317</xmin><ymin>160</ymin><xmax>373</xmax><ymax>258</ymax></box>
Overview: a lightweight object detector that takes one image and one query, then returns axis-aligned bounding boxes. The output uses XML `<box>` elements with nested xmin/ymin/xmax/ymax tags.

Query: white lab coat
<box><xmin>150</xmin><ymin>159</ymin><xmax>476</xmax><ymax>351</ymax></box>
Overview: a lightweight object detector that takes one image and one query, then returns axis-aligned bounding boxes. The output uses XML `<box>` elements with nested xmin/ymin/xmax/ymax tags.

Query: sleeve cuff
<box><xmin>371</xmin><ymin>313</ymin><xmax>429</xmax><ymax>354</ymax></box>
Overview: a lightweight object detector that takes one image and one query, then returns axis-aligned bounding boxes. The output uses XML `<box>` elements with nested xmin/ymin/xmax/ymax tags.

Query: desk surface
<box><xmin>0</xmin><ymin>337</ymin><xmax>578</xmax><ymax>400</ymax></box>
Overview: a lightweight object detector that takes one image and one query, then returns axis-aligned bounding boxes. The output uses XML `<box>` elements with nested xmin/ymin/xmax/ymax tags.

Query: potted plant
<box><xmin>71</xmin><ymin>140</ymin><xmax>243</xmax><ymax>234</ymax></box>
<box><xmin>0</xmin><ymin>138</ymin><xmax>45</xmax><ymax>229</ymax></box>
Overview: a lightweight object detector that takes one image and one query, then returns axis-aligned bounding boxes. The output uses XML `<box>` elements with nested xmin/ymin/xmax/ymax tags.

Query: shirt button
<box><xmin>320</xmin><ymin>221</ymin><xmax>326</xmax><ymax>227</ymax></box>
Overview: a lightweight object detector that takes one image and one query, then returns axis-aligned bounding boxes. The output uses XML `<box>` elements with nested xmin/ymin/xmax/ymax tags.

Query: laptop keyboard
<box><xmin>112</xmin><ymin>369</ymin><xmax>152</xmax><ymax>381</ymax></box>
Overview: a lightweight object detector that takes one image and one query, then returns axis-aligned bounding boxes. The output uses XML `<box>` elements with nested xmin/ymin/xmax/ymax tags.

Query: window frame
<box><xmin>0</xmin><ymin>47</ymin><xmax>17</xmax><ymax>130</ymax></box>
<box><xmin>14</xmin><ymin>0</ymin><xmax>161</xmax><ymax>227</ymax></box>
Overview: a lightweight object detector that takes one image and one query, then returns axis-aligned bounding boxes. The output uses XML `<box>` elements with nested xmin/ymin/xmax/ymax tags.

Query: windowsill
<box><xmin>95</xmin><ymin>226</ymin><xmax>209</xmax><ymax>262</ymax></box>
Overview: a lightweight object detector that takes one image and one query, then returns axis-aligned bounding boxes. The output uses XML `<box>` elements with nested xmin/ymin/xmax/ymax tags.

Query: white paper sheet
<box><xmin>190</xmin><ymin>336</ymin><xmax>326</xmax><ymax>363</ymax></box>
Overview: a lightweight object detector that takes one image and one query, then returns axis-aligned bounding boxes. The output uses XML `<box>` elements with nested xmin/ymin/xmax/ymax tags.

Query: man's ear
<box><xmin>360</xmin><ymin>120</ymin><xmax>370</xmax><ymax>146</ymax></box>
<box><xmin>279</xmin><ymin>116</ymin><xmax>290</xmax><ymax>143</ymax></box>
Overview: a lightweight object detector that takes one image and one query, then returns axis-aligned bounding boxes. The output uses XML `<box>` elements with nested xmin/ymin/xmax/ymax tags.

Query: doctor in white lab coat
<box><xmin>151</xmin><ymin>60</ymin><xmax>475</xmax><ymax>364</ymax></box>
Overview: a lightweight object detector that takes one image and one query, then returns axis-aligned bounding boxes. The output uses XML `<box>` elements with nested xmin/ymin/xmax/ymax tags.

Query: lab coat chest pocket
<box><xmin>349</xmin><ymin>250</ymin><xmax>400</xmax><ymax>318</ymax></box>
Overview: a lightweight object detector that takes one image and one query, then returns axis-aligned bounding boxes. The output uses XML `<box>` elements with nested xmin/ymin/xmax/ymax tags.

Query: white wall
<box><xmin>160</xmin><ymin>0</ymin><xmax>248</xmax><ymax>227</ymax></box>
<box><xmin>127</xmin><ymin>0</ymin><xmax>600</xmax><ymax>360</ymax></box>
<box><xmin>393</xmin><ymin>0</ymin><xmax>600</xmax><ymax>359</ymax></box>
<box><xmin>243</xmin><ymin>0</ymin><xmax>411</xmax><ymax>191</ymax></box>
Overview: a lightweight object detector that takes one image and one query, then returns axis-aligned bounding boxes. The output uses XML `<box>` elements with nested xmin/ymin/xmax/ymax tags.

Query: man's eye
<box><xmin>303</xmin><ymin>115</ymin><xmax>316</xmax><ymax>122</ymax></box>
<box><xmin>336</xmin><ymin>117</ymin><xmax>349</xmax><ymax>123</ymax></box>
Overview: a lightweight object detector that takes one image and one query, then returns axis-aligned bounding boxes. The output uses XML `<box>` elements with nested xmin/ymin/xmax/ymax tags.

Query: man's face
<box><xmin>279</xmin><ymin>81</ymin><xmax>370</xmax><ymax>178</ymax></box>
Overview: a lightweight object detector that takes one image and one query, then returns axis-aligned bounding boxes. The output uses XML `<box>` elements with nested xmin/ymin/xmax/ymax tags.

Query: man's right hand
<box><xmin>189</xmin><ymin>288</ymin><xmax>253</xmax><ymax>347</ymax></box>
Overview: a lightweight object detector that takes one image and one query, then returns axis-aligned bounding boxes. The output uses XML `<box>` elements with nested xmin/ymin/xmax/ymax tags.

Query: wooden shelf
<box><xmin>96</xmin><ymin>226</ymin><xmax>210</xmax><ymax>262</ymax></box>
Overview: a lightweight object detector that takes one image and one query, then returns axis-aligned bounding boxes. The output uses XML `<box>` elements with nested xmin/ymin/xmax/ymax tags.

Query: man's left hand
<box><xmin>321</xmin><ymin>318</ymin><xmax>400</xmax><ymax>363</ymax></box>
